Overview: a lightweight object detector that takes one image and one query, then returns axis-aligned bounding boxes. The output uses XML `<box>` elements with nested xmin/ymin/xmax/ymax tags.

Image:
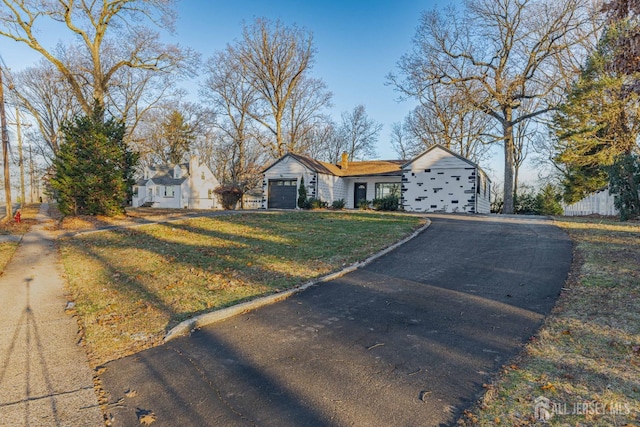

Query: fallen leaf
<box><xmin>125</xmin><ymin>389</ymin><xmax>137</xmax><ymax>398</ymax></box>
<box><xmin>136</xmin><ymin>408</ymin><xmax>156</xmax><ymax>425</ymax></box>
<box><xmin>139</xmin><ymin>413</ymin><xmax>156</xmax><ymax>425</ymax></box>
<box><xmin>541</xmin><ymin>382</ymin><xmax>556</xmax><ymax>391</ymax></box>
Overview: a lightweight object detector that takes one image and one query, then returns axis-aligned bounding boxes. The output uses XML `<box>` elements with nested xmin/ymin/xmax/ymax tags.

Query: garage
<box><xmin>268</xmin><ymin>179</ymin><xmax>297</xmax><ymax>209</ymax></box>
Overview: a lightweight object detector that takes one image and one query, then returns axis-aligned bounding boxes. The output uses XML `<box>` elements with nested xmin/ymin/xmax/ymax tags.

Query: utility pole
<box><xmin>15</xmin><ymin>106</ymin><xmax>24</xmax><ymax>207</ymax></box>
<box><xmin>29</xmin><ymin>145</ymin><xmax>34</xmax><ymax>203</ymax></box>
<box><xmin>0</xmin><ymin>66</ymin><xmax>11</xmax><ymax>221</ymax></box>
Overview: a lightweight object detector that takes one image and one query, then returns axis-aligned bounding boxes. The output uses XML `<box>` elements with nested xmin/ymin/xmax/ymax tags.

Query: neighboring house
<box><xmin>564</xmin><ymin>188</ymin><xmax>618</xmax><ymax>216</ymax></box>
<box><xmin>132</xmin><ymin>156</ymin><xmax>220</xmax><ymax>209</ymax></box>
<box><xmin>261</xmin><ymin>144</ymin><xmax>491</xmax><ymax>213</ymax></box>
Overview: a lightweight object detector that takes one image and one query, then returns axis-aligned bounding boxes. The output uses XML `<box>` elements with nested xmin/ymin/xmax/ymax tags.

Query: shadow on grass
<box><xmin>61</xmin><ymin>211</ymin><xmax>423</xmax><ymax>365</ymax></box>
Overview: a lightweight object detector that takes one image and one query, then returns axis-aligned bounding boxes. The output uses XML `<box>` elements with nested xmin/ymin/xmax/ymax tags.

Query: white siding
<box><xmin>187</xmin><ymin>160</ymin><xmax>219</xmax><ymax>209</ymax></box>
<box><xmin>476</xmin><ymin>171</ymin><xmax>491</xmax><ymax>214</ymax></box>
<box><xmin>402</xmin><ymin>146</ymin><xmax>490</xmax><ymax>213</ymax></box>
<box><xmin>317</xmin><ymin>173</ymin><xmax>346</xmax><ymax>204</ymax></box>
<box><xmin>147</xmin><ymin>183</ymin><xmax>182</xmax><ymax>209</ymax></box>
<box><xmin>402</xmin><ymin>168</ymin><xmax>476</xmax><ymax>213</ymax></box>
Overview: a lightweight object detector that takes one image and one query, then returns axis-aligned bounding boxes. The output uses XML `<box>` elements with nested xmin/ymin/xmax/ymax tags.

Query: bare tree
<box><xmin>389</xmin><ymin>0</ymin><xmax>597</xmax><ymax>213</ymax></box>
<box><xmin>200</xmin><ymin>50</ymin><xmax>266</xmax><ymax>203</ymax></box>
<box><xmin>282</xmin><ymin>76</ymin><xmax>333</xmax><ymax>157</ymax></box>
<box><xmin>390</xmin><ymin>121</ymin><xmax>420</xmax><ymax>160</ymax></box>
<box><xmin>232</xmin><ymin>17</ymin><xmax>331</xmax><ymax>157</ymax></box>
<box><xmin>337</xmin><ymin>105</ymin><xmax>382</xmax><ymax>160</ymax></box>
<box><xmin>9</xmin><ymin>60</ymin><xmax>79</xmax><ymax>154</ymax></box>
<box><xmin>0</xmin><ymin>0</ymin><xmax>197</xmax><ymax>117</ymax></box>
<box><xmin>302</xmin><ymin>119</ymin><xmax>341</xmax><ymax>163</ymax></box>
<box><xmin>403</xmin><ymin>96</ymin><xmax>492</xmax><ymax>164</ymax></box>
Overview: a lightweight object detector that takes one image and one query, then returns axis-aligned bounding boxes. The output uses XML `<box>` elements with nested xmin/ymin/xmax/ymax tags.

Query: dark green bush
<box><xmin>331</xmin><ymin>199</ymin><xmax>346</xmax><ymax>209</ymax></box>
<box><xmin>608</xmin><ymin>153</ymin><xmax>640</xmax><ymax>221</ymax></box>
<box><xmin>372</xmin><ymin>195</ymin><xmax>399</xmax><ymax>211</ymax></box>
<box><xmin>297</xmin><ymin>176</ymin><xmax>308</xmax><ymax>209</ymax></box>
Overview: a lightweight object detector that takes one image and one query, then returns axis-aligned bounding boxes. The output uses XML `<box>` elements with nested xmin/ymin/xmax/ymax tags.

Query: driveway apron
<box><xmin>100</xmin><ymin>214</ymin><xmax>572</xmax><ymax>426</ymax></box>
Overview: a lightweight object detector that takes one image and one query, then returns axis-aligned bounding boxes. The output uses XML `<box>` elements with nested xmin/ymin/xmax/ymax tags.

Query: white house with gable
<box><xmin>132</xmin><ymin>156</ymin><xmax>221</xmax><ymax>209</ymax></box>
<box><xmin>261</xmin><ymin>144</ymin><xmax>491</xmax><ymax>213</ymax></box>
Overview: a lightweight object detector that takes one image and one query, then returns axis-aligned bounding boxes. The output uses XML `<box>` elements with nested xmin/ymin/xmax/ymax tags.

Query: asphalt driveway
<box><xmin>100</xmin><ymin>214</ymin><xmax>572</xmax><ymax>426</ymax></box>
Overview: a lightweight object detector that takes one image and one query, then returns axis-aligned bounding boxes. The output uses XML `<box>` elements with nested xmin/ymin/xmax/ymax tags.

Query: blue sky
<box><xmin>2</xmin><ymin>0</ymin><xmax>518</xmax><ymax>183</ymax></box>
<box><xmin>174</xmin><ymin>0</ymin><xmax>446</xmax><ymax>158</ymax></box>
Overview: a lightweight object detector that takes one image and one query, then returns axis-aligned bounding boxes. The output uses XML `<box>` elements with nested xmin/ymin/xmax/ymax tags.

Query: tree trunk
<box><xmin>502</xmin><ymin>112</ymin><xmax>515</xmax><ymax>214</ymax></box>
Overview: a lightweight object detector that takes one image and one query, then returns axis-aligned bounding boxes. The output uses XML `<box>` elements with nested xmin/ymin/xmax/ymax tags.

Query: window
<box><xmin>207</xmin><ymin>189</ymin><xmax>212</xmax><ymax>199</ymax></box>
<box><xmin>164</xmin><ymin>186</ymin><xmax>175</xmax><ymax>197</ymax></box>
<box><xmin>375</xmin><ymin>183</ymin><xmax>400</xmax><ymax>199</ymax></box>
<box><xmin>201</xmin><ymin>172</ymin><xmax>205</xmax><ymax>180</ymax></box>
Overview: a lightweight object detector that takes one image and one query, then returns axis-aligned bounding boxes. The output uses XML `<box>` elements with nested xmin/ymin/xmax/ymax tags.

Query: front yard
<box><xmin>59</xmin><ymin>211</ymin><xmax>425</xmax><ymax>366</ymax></box>
<box><xmin>463</xmin><ymin>217</ymin><xmax>640</xmax><ymax>426</ymax></box>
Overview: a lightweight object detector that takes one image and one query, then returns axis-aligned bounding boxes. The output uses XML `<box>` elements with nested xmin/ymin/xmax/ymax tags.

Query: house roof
<box><xmin>287</xmin><ymin>153</ymin><xmax>343</xmax><ymax>175</ymax></box>
<box><xmin>336</xmin><ymin>159</ymin><xmax>404</xmax><ymax>176</ymax></box>
<box><xmin>264</xmin><ymin>152</ymin><xmax>404</xmax><ymax>177</ymax></box>
<box><xmin>149</xmin><ymin>176</ymin><xmax>186</xmax><ymax>186</ymax></box>
<box><xmin>145</xmin><ymin>164</ymin><xmax>189</xmax><ymax>186</ymax></box>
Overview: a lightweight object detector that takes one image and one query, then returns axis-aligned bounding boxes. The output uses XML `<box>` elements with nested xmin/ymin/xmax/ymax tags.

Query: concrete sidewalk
<box><xmin>0</xmin><ymin>204</ymin><xmax>103</xmax><ymax>426</ymax></box>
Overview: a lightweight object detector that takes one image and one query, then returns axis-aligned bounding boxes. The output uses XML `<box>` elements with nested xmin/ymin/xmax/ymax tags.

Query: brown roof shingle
<box><xmin>284</xmin><ymin>153</ymin><xmax>403</xmax><ymax>177</ymax></box>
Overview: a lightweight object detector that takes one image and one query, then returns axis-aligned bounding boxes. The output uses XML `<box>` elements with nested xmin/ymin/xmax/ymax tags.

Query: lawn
<box><xmin>59</xmin><ymin>211</ymin><xmax>425</xmax><ymax>366</ymax></box>
<box><xmin>461</xmin><ymin>217</ymin><xmax>640</xmax><ymax>426</ymax></box>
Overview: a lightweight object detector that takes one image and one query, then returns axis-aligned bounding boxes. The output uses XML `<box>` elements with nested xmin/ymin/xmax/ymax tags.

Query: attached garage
<box><xmin>267</xmin><ymin>179</ymin><xmax>297</xmax><ymax>209</ymax></box>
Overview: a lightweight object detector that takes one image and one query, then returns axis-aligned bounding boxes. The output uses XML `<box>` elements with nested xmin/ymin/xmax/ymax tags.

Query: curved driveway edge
<box><xmin>164</xmin><ymin>216</ymin><xmax>432</xmax><ymax>341</ymax></box>
<box><xmin>99</xmin><ymin>213</ymin><xmax>572</xmax><ymax>427</ymax></box>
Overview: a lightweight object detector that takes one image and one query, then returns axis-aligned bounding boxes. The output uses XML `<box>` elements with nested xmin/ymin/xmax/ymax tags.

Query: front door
<box><xmin>354</xmin><ymin>183</ymin><xmax>367</xmax><ymax>208</ymax></box>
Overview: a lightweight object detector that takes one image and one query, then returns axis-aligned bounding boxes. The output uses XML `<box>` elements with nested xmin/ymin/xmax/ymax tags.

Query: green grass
<box><xmin>461</xmin><ymin>217</ymin><xmax>640</xmax><ymax>426</ymax></box>
<box><xmin>60</xmin><ymin>211</ymin><xmax>424</xmax><ymax>366</ymax></box>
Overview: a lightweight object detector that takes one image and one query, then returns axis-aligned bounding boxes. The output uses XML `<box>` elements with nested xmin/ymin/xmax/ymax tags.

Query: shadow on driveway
<box><xmin>100</xmin><ymin>214</ymin><xmax>572</xmax><ymax>426</ymax></box>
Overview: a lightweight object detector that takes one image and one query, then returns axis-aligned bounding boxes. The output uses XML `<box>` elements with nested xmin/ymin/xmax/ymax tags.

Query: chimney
<box><xmin>341</xmin><ymin>152</ymin><xmax>349</xmax><ymax>169</ymax></box>
<box><xmin>189</xmin><ymin>155</ymin><xmax>198</xmax><ymax>172</ymax></box>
